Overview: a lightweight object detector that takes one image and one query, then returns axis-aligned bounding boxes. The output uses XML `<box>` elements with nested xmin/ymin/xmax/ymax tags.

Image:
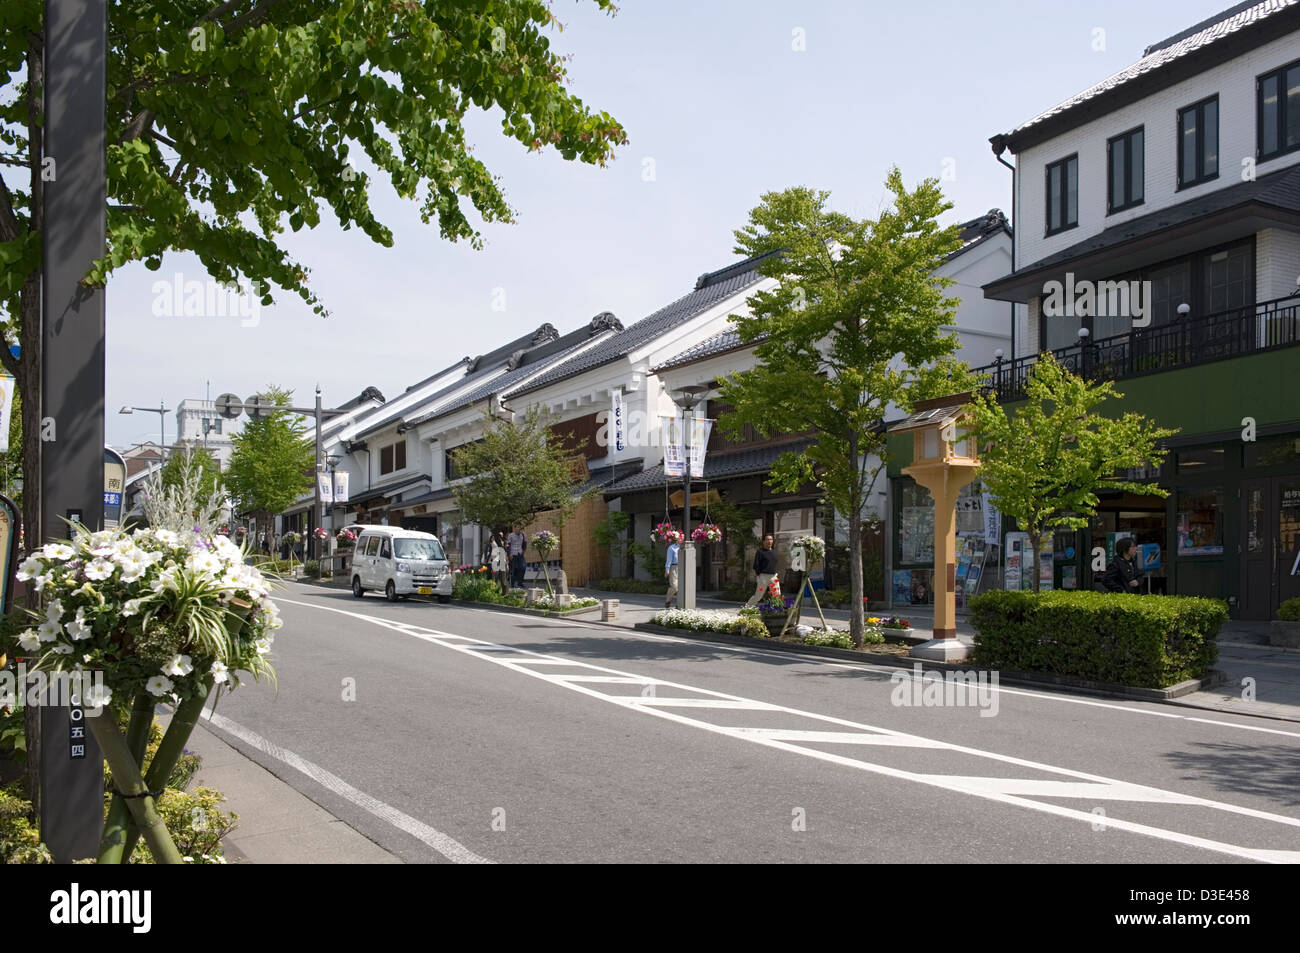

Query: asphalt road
<box><xmin>201</xmin><ymin>581</ymin><xmax>1300</xmax><ymax>864</ymax></box>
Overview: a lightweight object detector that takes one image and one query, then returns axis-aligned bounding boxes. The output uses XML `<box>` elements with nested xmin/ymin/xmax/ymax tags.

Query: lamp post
<box><xmin>672</xmin><ymin>385</ymin><xmax>710</xmax><ymax>610</ymax></box>
<box><xmin>993</xmin><ymin>347</ymin><xmax>1004</xmax><ymax>396</ymax></box>
<box><xmin>326</xmin><ymin>453</ymin><xmax>341</xmax><ymax>542</ymax></box>
<box><xmin>119</xmin><ymin>402</ymin><xmax>171</xmax><ymax>461</ymax></box>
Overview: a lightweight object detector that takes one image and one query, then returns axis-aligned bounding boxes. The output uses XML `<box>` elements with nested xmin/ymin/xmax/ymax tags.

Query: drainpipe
<box><xmin>993</xmin><ymin>144</ymin><xmax>1017</xmax><ymax>363</ymax></box>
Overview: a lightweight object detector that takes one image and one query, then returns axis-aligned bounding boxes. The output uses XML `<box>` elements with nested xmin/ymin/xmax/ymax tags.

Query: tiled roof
<box><xmin>994</xmin><ymin>1</ymin><xmax>1299</xmax><ymax>151</ymax></box>
<box><xmin>947</xmin><ymin>210</ymin><xmax>1011</xmax><ymax>261</ymax></box>
<box><xmin>986</xmin><ymin>162</ymin><xmax>1300</xmax><ymax>294</ymax></box>
<box><xmin>504</xmin><ymin>251</ymin><xmax>780</xmax><ymax>399</ymax></box>
<box><xmin>602</xmin><ymin>439</ymin><xmax>815</xmax><ymax>494</ymax></box>
<box><xmin>653</xmin><ymin>329</ymin><xmax>757</xmax><ymax>372</ymax></box>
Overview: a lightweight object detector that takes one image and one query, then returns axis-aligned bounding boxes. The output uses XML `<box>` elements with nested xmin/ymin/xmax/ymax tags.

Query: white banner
<box><xmin>333</xmin><ymin>471</ymin><xmax>349</xmax><ymax>503</ymax></box>
<box><xmin>689</xmin><ymin>417</ymin><xmax>712</xmax><ymax>479</ymax></box>
<box><xmin>318</xmin><ymin>471</ymin><xmax>333</xmax><ymax>503</ymax></box>
<box><xmin>982</xmin><ymin>491</ymin><xmax>1000</xmax><ymax>545</ymax></box>
<box><xmin>611</xmin><ymin>388</ymin><xmax>625</xmax><ymax>453</ymax></box>
<box><xmin>0</xmin><ymin>376</ymin><xmax>12</xmax><ymax>454</ymax></box>
<box><xmin>661</xmin><ymin>416</ymin><xmax>685</xmax><ymax>478</ymax></box>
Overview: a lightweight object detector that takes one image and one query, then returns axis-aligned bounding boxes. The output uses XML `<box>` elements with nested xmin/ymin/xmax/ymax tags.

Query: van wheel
<box><xmin>385</xmin><ymin>580</ymin><xmax>398</xmax><ymax>602</ymax></box>
<box><xmin>352</xmin><ymin>576</ymin><xmax>364</xmax><ymax>598</ymax></box>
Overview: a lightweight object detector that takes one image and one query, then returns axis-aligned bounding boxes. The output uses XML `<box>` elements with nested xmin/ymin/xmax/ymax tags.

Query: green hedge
<box><xmin>591</xmin><ymin>578</ymin><xmax>669</xmax><ymax>595</ymax></box>
<box><xmin>969</xmin><ymin>590</ymin><xmax>1225</xmax><ymax>688</ymax></box>
<box><xmin>1279</xmin><ymin>597</ymin><xmax>1300</xmax><ymax>622</ymax></box>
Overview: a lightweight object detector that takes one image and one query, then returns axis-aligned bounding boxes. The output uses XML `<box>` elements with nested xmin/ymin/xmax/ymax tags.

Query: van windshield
<box><xmin>394</xmin><ymin>538</ymin><xmax>445</xmax><ymax>560</ymax></box>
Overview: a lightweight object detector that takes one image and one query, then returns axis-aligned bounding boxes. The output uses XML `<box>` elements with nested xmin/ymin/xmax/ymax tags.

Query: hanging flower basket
<box><xmin>652</xmin><ymin>522</ymin><xmax>682</xmax><ymax>544</ymax></box>
<box><xmin>335</xmin><ymin>528</ymin><xmax>356</xmax><ymax>549</ymax></box>
<box><xmin>691</xmin><ymin>523</ymin><xmax>722</xmax><ymax>544</ymax></box>
<box><xmin>791</xmin><ymin>535</ymin><xmax>826</xmax><ymax>564</ymax></box>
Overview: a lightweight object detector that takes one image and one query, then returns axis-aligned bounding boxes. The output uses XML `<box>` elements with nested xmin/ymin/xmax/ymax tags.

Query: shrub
<box><xmin>0</xmin><ymin>783</ymin><xmax>50</xmax><ymax>864</ymax></box>
<box><xmin>1279</xmin><ymin>598</ymin><xmax>1300</xmax><ymax>622</ymax></box>
<box><xmin>802</xmin><ymin>629</ymin><xmax>854</xmax><ymax>649</ymax></box>
<box><xmin>731</xmin><ymin>615</ymin><xmax>769</xmax><ymax>639</ymax></box>
<box><xmin>303</xmin><ymin>560</ymin><xmax>321</xmax><ymax>578</ymax></box>
<box><xmin>969</xmin><ymin>589</ymin><xmax>1224</xmax><ymax>688</ymax></box>
<box><xmin>452</xmin><ymin>572</ymin><xmax>502</xmax><ymax>603</ymax></box>
<box><xmin>129</xmin><ymin>787</ymin><xmax>237</xmax><ymax>864</ymax></box>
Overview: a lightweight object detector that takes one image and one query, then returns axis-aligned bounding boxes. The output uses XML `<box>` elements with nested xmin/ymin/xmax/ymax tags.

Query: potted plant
<box><xmin>692</xmin><ymin>523</ymin><xmax>722</xmax><ymax>544</ymax></box>
<box><xmin>532</xmin><ymin>530</ymin><xmax>559</xmax><ymax>595</ymax></box>
<box><xmin>9</xmin><ymin>465</ymin><xmax>280</xmax><ymax>864</ymax></box>
<box><xmin>756</xmin><ymin>577</ymin><xmax>792</xmax><ymax>636</ymax></box>
<box><xmin>1274</xmin><ymin>598</ymin><xmax>1300</xmax><ymax>648</ymax></box>
<box><xmin>651</xmin><ymin>522</ymin><xmax>682</xmax><ymax>544</ymax></box>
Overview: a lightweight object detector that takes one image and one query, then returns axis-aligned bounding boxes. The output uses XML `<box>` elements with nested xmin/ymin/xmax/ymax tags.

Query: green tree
<box><xmin>451</xmin><ymin>407</ymin><xmax>586</xmax><ymax>536</ymax></box>
<box><xmin>224</xmin><ymin>387</ymin><xmax>313</xmax><ymax>539</ymax></box>
<box><xmin>159</xmin><ymin>444</ymin><xmax>223</xmax><ymax>497</ymax></box>
<box><xmin>0</xmin><ymin>0</ymin><xmax>626</xmax><ymax>549</ymax></box>
<box><xmin>720</xmin><ymin>172</ymin><xmax>983</xmax><ymax>646</ymax></box>
<box><xmin>591</xmin><ymin>509</ymin><xmax>630</xmax><ymax>578</ymax></box>
<box><xmin>964</xmin><ymin>352</ymin><xmax>1177</xmax><ymax>592</ymax></box>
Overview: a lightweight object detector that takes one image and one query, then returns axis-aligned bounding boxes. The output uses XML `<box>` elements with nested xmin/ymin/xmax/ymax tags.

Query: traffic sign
<box><xmin>215</xmin><ymin>392</ymin><xmax>243</xmax><ymax>419</ymax></box>
<box><xmin>244</xmin><ymin>393</ymin><xmax>271</xmax><ymax>419</ymax></box>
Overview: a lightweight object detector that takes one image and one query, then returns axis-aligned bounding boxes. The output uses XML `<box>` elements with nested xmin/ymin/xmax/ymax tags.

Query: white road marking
<box><xmin>278</xmin><ymin>597</ymin><xmax>1300</xmax><ymax>863</ymax></box>
<box><xmin>199</xmin><ymin>708</ymin><xmax>492</xmax><ymax>865</ymax></box>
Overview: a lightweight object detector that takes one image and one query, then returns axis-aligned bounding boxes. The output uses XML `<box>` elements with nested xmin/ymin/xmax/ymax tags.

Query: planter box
<box><xmin>1271</xmin><ymin>620</ymin><xmax>1300</xmax><ymax>649</ymax></box>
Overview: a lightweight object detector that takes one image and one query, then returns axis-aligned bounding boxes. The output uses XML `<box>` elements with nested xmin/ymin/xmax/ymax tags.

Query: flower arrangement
<box><xmin>281</xmin><ymin>531</ymin><xmax>301</xmax><ymax>546</ymax></box>
<box><xmin>691</xmin><ymin>523</ymin><xmax>722</xmax><ymax>544</ymax></box>
<box><xmin>790</xmin><ymin>534</ymin><xmax>826</xmax><ymax>563</ymax></box>
<box><xmin>652</xmin><ymin>522</ymin><xmax>682</xmax><ymax>544</ymax></box>
<box><xmin>234</xmin><ymin>525</ymin><xmax>248</xmax><ymax>538</ymax></box>
<box><xmin>532</xmin><ymin>531</ymin><xmax>559</xmax><ymax>594</ymax></box>
<box><xmin>866</xmin><ymin>616</ymin><xmax>910</xmax><ymax>630</ymax></box>
<box><xmin>756</xmin><ymin>577</ymin><xmax>791</xmax><ymax>617</ymax></box>
<box><xmin>313</xmin><ymin>527</ymin><xmax>329</xmax><ymax>541</ymax></box>
<box><xmin>217</xmin><ymin>523</ymin><xmax>230</xmax><ymax>537</ymax></box>
<box><xmin>7</xmin><ymin>458</ymin><xmax>281</xmax><ymax>865</ymax></box>
<box><xmin>335</xmin><ymin>528</ymin><xmax>356</xmax><ymax>547</ymax></box>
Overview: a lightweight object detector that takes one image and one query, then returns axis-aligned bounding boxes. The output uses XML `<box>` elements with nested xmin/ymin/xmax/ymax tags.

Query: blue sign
<box><xmin>1065</xmin><ymin>546</ymin><xmax>1075</xmax><ymax>559</ymax></box>
<box><xmin>1140</xmin><ymin>543</ymin><xmax>1161</xmax><ymax>571</ymax></box>
<box><xmin>103</xmin><ymin>491</ymin><xmax>121</xmax><ymax>506</ymax></box>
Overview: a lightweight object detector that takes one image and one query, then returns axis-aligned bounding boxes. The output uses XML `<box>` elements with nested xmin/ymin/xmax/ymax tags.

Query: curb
<box><xmin>630</xmin><ymin>622</ymin><xmax>1225</xmax><ymax>703</ymax></box>
<box><xmin>435</xmin><ymin>598</ymin><xmax>603</xmax><ymax>620</ymax></box>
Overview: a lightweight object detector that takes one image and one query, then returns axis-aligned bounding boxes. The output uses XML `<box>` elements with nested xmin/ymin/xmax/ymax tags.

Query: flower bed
<box><xmin>652</xmin><ymin>607</ymin><xmax>886</xmax><ymax>650</ymax></box>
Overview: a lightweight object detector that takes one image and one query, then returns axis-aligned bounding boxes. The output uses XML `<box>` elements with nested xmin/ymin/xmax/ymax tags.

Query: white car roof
<box><xmin>355</xmin><ymin>527</ymin><xmax>436</xmax><ymax>540</ymax></box>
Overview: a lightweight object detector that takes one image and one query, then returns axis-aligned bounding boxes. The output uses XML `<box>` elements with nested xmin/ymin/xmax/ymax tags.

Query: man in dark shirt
<box><xmin>744</xmin><ymin>534</ymin><xmax>779</xmax><ymax>607</ymax></box>
<box><xmin>1102</xmin><ymin>537</ymin><xmax>1143</xmax><ymax>593</ymax></box>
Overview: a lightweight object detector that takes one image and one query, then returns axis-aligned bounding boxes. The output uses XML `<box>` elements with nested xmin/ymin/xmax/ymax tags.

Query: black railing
<box><xmin>977</xmin><ymin>294</ymin><xmax>1300</xmax><ymax>400</ymax></box>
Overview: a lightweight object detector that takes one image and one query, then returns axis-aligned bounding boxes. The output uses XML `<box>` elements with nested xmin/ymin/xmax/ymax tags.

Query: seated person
<box><xmin>1102</xmin><ymin>537</ymin><xmax>1143</xmax><ymax>593</ymax></box>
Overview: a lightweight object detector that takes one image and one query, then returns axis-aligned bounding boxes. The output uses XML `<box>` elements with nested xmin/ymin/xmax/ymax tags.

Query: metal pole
<box><xmin>39</xmin><ymin>0</ymin><xmax>107</xmax><ymax>862</ymax></box>
<box><xmin>313</xmin><ymin>385</ymin><xmax>322</xmax><ymax>561</ymax></box>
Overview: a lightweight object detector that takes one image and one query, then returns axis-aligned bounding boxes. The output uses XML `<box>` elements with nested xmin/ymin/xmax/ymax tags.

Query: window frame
<box><xmin>1177</xmin><ymin>95</ymin><xmax>1219</xmax><ymax>190</ymax></box>
<box><xmin>379</xmin><ymin>444</ymin><xmax>394</xmax><ymax>475</ymax></box>
<box><xmin>1106</xmin><ymin>126</ymin><xmax>1145</xmax><ymax>214</ymax></box>
<box><xmin>1258</xmin><ymin>58</ymin><xmax>1300</xmax><ymax>161</ymax></box>
<box><xmin>1044</xmin><ymin>153</ymin><xmax>1079</xmax><ymax>237</ymax></box>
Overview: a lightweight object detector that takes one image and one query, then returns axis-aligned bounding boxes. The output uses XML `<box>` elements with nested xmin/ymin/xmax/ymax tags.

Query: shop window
<box><xmin>1177</xmin><ymin>489</ymin><xmax>1224</xmax><ymax>555</ymax></box>
<box><xmin>1176</xmin><ymin>447</ymin><xmax>1224</xmax><ymax>473</ymax></box>
<box><xmin>1247</xmin><ymin>434</ymin><xmax>1300</xmax><ymax>468</ymax></box>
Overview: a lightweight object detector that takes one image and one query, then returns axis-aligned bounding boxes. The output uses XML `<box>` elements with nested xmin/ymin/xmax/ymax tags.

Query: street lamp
<box><xmin>326</xmin><ymin>453</ymin><xmax>341</xmax><ymax>544</ymax></box>
<box><xmin>671</xmin><ymin>384</ymin><xmax>710</xmax><ymax>610</ymax></box>
<box><xmin>119</xmin><ymin>401</ymin><xmax>171</xmax><ymax>461</ymax></box>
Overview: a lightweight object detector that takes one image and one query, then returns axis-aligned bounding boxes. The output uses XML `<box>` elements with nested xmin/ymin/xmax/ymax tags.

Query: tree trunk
<box><xmin>847</xmin><ymin>431</ymin><xmax>864</xmax><ymax>646</ymax></box>
<box><xmin>1029</xmin><ymin>530</ymin><xmax>1043</xmax><ymax>593</ymax></box>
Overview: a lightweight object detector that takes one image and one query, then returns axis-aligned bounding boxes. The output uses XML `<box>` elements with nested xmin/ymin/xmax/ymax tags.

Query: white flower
<box><xmin>151</xmin><ymin>566</ymin><xmax>180</xmax><ymax>593</ymax></box>
<box><xmin>37</xmin><ymin>619</ymin><xmax>62</xmax><ymax>643</ymax></box>
<box><xmin>51</xmin><ymin>643</ymin><xmax>74</xmax><ymax>655</ymax></box>
<box><xmin>42</xmin><ymin>542</ymin><xmax>76</xmax><ymax>561</ymax></box>
<box><xmin>64</xmin><ymin>609</ymin><xmax>92</xmax><ymax>641</ymax></box>
<box><xmin>186</xmin><ymin>550</ymin><xmax>222</xmax><ymax>576</ymax></box>
<box><xmin>210</xmin><ymin>661</ymin><xmax>229</xmax><ymax>684</ymax></box>
<box><xmin>16</xmin><ymin>555</ymin><xmax>45</xmax><ymax>581</ymax></box>
<box><xmin>45</xmin><ymin>599</ymin><xmax>64</xmax><ymax>622</ymax></box>
<box><xmin>83</xmin><ymin>683</ymin><xmax>113</xmax><ymax>709</ymax></box>
<box><xmin>163</xmin><ymin>654</ymin><xmax>193</xmax><ymax>677</ymax></box>
<box><xmin>254</xmin><ymin>637</ymin><xmax>273</xmax><ymax>656</ymax></box>
<box><xmin>17</xmin><ymin>629</ymin><xmax>40</xmax><ymax>652</ymax></box>
<box><xmin>122</xmin><ymin>598</ymin><xmax>144</xmax><ymax>617</ymax></box>
<box><xmin>31</xmin><ymin>573</ymin><xmax>51</xmax><ymax>592</ymax></box>
<box><xmin>118</xmin><ymin>561</ymin><xmax>146</xmax><ymax>583</ymax></box>
<box><xmin>154</xmin><ymin>529</ymin><xmax>180</xmax><ymax>546</ymax></box>
<box><xmin>145</xmin><ymin>675</ymin><xmax>174</xmax><ymax>697</ymax></box>
<box><xmin>84</xmin><ymin>559</ymin><xmax>115</xmax><ymax>581</ymax></box>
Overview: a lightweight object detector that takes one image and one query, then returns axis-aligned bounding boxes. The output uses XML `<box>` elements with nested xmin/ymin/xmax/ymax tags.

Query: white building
<box><xmin>174</xmin><ymin>399</ymin><xmax>242</xmax><ymax>467</ymax></box>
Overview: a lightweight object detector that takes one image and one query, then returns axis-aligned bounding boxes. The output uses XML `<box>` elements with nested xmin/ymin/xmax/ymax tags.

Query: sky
<box><xmin>104</xmin><ymin>0</ymin><xmax>1236</xmax><ymax>448</ymax></box>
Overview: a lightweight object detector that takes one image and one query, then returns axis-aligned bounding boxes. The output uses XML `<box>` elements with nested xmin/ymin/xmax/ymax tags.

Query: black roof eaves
<box><xmin>694</xmin><ymin>248</ymin><xmax>785</xmax><ymax>290</ymax></box>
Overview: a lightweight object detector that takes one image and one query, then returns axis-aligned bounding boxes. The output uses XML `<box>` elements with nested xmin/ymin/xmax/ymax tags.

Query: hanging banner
<box><xmin>982</xmin><ymin>491</ymin><xmax>1000</xmax><ymax>545</ymax></box>
<box><xmin>333</xmin><ymin>471</ymin><xmax>349</xmax><ymax>503</ymax></box>
<box><xmin>689</xmin><ymin>418</ymin><xmax>712</xmax><ymax>478</ymax></box>
<box><xmin>661</xmin><ymin>416</ymin><xmax>685</xmax><ymax>478</ymax></box>
<box><xmin>0</xmin><ymin>375</ymin><xmax>13</xmax><ymax>454</ymax></box>
<box><xmin>318</xmin><ymin>471</ymin><xmax>333</xmax><ymax>503</ymax></box>
<box><xmin>611</xmin><ymin>388</ymin><xmax>626</xmax><ymax>453</ymax></box>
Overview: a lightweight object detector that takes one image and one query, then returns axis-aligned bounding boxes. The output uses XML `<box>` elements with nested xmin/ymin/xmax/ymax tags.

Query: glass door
<box><xmin>1280</xmin><ymin>479</ymin><xmax>1300</xmax><ymax>611</ymax></box>
<box><xmin>1241</xmin><ymin>479</ymin><xmax>1272</xmax><ymax>620</ymax></box>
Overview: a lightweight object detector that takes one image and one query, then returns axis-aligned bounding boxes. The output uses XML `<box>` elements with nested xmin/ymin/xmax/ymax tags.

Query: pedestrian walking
<box><xmin>664</xmin><ymin>530</ymin><xmax>681</xmax><ymax>608</ymax></box>
<box><xmin>507</xmin><ymin>526</ymin><xmax>527</xmax><ymax>589</ymax></box>
<box><xmin>490</xmin><ymin>532</ymin><xmax>509</xmax><ymax>592</ymax></box>
<box><xmin>744</xmin><ymin>534</ymin><xmax>780</xmax><ymax>607</ymax></box>
<box><xmin>1102</xmin><ymin>537</ymin><xmax>1143</xmax><ymax>593</ymax></box>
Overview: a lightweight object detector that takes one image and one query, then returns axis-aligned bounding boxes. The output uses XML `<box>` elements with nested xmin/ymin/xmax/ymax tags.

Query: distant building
<box><xmin>175</xmin><ymin>399</ymin><xmax>243</xmax><ymax>467</ymax></box>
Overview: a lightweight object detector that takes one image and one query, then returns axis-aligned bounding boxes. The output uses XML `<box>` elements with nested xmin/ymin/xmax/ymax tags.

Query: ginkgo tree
<box><xmin>964</xmin><ymin>353</ymin><xmax>1177</xmax><ymax>592</ymax></box>
<box><xmin>0</xmin><ymin>0</ymin><xmax>626</xmax><ymax>542</ymax></box>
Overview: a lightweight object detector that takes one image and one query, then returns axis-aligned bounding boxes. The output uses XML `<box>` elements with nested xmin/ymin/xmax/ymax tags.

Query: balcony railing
<box><xmin>976</xmin><ymin>294</ymin><xmax>1300</xmax><ymax>400</ymax></box>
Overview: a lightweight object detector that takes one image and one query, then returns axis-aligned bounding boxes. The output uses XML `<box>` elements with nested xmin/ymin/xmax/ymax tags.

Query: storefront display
<box><xmin>1177</xmin><ymin>488</ymin><xmax>1224</xmax><ymax>555</ymax></box>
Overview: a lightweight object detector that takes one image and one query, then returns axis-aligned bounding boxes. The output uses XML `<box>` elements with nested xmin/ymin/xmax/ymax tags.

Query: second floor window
<box><xmin>380</xmin><ymin>440</ymin><xmax>406</xmax><ymax>475</ymax></box>
<box><xmin>1045</xmin><ymin>154</ymin><xmax>1078</xmax><ymax>235</ymax></box>
<box><xmin>1107</xmin><ymin>127</ymin><xmax>1144</xmax><ymax>213</ymax></box>
<box><xmin>1259</xmin><ymin>61</ymin><xmax>1300</xmax><ymax>160</ymax></box>
<box><xmin>1178</xmin><ymin>96</ymin><xmax>1218</xmax><ymax>188</ymax></box>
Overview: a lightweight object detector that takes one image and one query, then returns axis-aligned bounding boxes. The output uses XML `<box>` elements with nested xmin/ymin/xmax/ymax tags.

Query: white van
<box><xmin>351</xmin><ymin>526</ymin><xmax>452</xmax><ymax>602</ymax></box>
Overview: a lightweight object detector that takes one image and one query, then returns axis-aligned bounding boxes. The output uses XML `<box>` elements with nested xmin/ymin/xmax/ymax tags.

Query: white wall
<box><xmin>1015</xmin><ymin>30</ymin><xmax>1300</xmax><ymax>270</ymax></box>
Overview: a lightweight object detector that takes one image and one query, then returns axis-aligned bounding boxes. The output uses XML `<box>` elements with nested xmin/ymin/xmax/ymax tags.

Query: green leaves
<box><xmin>224</xmin><ymin>386</ymin><xmax>314</xmax><ymax>519</ymax></box>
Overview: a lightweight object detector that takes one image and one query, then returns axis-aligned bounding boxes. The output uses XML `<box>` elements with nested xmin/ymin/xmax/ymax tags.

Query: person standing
<box><xmin>489</xmin><ymin>532</ymin><xmax>509</xmax><ymax>592</ymax></box>
<box><xmin>664</xmin><ymin>531</ymin><xmax>681</xmax><ymax>609</ymax></box>
<box><xmin>744</xmin><ymin>534</ymin><xmax>780</xmax><ymax>607</ymax></box>
<box><xmin>1102</xmin><ymin>537</ymin><xmax>1143</xmax><ymax>593</ymax></box>
<box><xmin>507</xmin><ymin>526</ymin><xmax>527</xmax><ymax>589</ymax></box>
